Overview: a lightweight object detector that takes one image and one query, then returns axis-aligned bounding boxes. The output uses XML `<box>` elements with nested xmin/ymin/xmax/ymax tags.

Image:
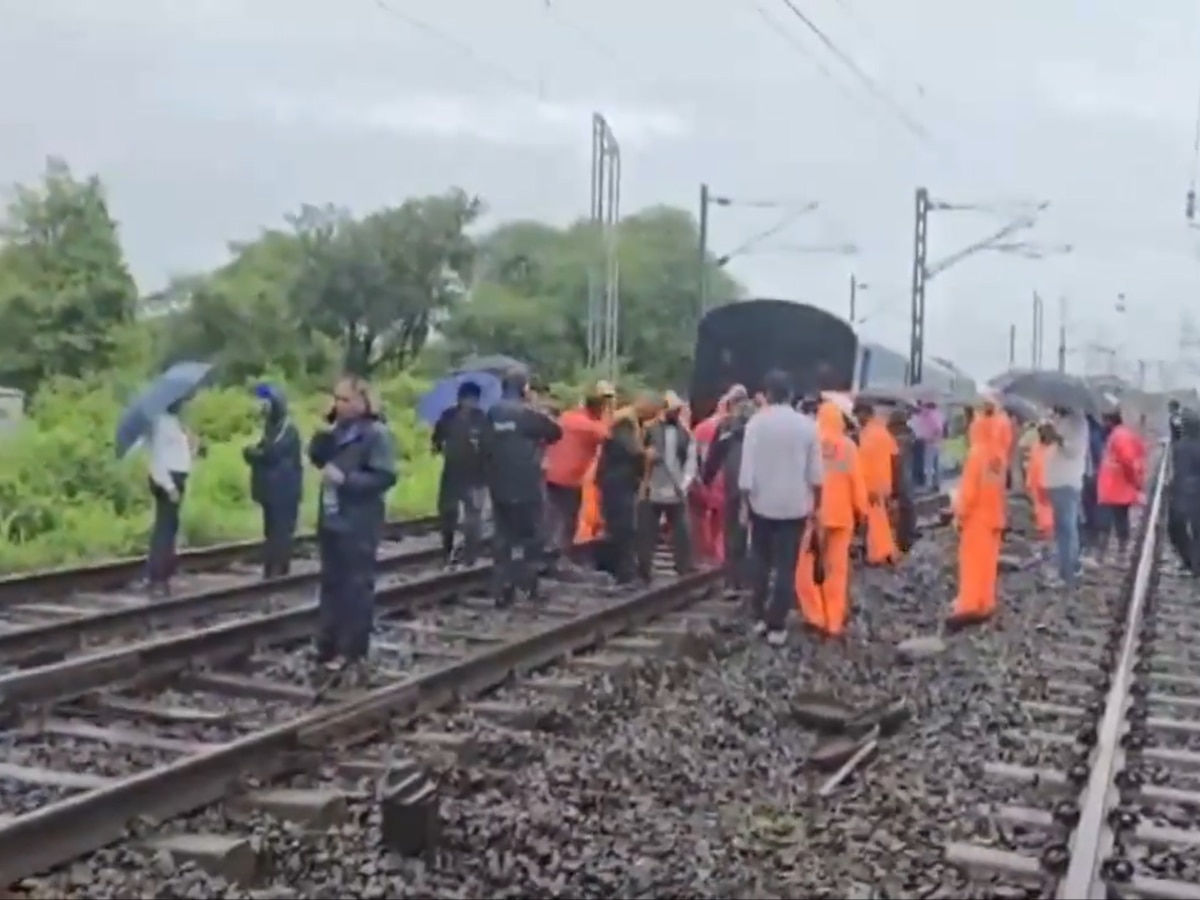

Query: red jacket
<box><xmin>1097</xmin><ymin>424</ymin><xmax>1144</xmax><ymax>506</ymax></box>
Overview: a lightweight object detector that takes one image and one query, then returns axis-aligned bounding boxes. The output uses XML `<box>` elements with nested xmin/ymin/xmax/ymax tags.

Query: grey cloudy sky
<box><xmin>3</xmin><ymin>0</ymin><xmax>1200</xmax><ymax>383</ymax></box>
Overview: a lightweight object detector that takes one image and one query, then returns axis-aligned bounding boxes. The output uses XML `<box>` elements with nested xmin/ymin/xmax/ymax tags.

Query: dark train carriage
<box><xmin>689</xmin><ymin>299</ymin><xmax>858</xmax><ymax>422</ymax></box>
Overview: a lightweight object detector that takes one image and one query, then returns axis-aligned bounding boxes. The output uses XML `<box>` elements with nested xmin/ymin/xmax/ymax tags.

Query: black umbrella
<box><xmin>999</xmin><ymin>393</ymin><xmax>1042</xmax><ymax>423</ymax></box>
<box><xmin>990</xmin><ymin>369</ymin><xmax>1099</xmax><ymax>415</ymax></box>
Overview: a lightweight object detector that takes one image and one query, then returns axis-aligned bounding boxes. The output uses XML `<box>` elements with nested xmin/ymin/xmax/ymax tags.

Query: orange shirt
<box><xmin>544</xmin><ymin>408</ymin><xmax>607</xmax><ymax>488</ymax></box>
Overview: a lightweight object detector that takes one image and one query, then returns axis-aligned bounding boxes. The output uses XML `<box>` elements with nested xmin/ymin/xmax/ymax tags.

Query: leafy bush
<box><xmin>0</xmin><ymin>373</ymin><xmax>442</xmax><ymax>572</ymax></box>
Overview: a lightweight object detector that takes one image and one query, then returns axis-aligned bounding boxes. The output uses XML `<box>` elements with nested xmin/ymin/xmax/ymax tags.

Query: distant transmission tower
<box><xmin>586</xmin><ymin>114</ymin><xmax>621</xmax><ymax>381</ymax></box>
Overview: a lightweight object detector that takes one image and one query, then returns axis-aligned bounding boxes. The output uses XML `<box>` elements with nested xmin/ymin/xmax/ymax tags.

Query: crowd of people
<box><xmin>137</xmin><ymin>365</ymin><xmax>1170</xmax><ymax>682</ymax></box>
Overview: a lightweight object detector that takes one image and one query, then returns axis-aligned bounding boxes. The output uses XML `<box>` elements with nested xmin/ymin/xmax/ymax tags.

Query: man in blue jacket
<box><xmin>484</xmin><ymin>369</ymin><xmax>562</xmax><ymax>605</ymax></box>
<box><xmin>244</xmin><ymin>384</ymin><xmax>303</xmax><ymax>578</ymax></box>
<box><xmin>307</xmin><ymin>377</ymin><xmax>397</xmax><ymax>676</ymax></box>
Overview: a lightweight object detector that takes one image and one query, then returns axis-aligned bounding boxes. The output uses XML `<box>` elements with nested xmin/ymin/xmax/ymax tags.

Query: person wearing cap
<box><xmin>243</xmin><ymin>383</ymin><xmax>303</xmax><ymax>578</ymax></box>
<box><xmin>485</xmin><ymin>368</ymin><xmax>563</xmax><ymax>604</ymax></box>
<box><xmin>640</xmin><ymin>391</ymin><xmax>696</xmax><ymax>579</ymax></box>
<box><xmin>542</xmin><ymin>383</ymin><xmax>610</xmax><ymax>556</ymax></box>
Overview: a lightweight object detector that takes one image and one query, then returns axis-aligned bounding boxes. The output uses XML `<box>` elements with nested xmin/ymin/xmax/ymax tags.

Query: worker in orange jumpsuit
<box><xmin>853</xmin><ymin>399</ymin><xmax>901</xmax><ymax>566</ymax></box>
<box><xmin>543</xmin><ymin>389</ymin><xmax>610</xmax><ymax>553</ymax></box>
<box><xmin>571</xmin><ymin>383</ymin><xmax>617</xmax><ymax>543</ymax></box>
<box><xmin>949</xmin><ymin>410</ymin><xmax>1008</xmax><ymax>628</ymax></box>
<box><xmin>983</xmin><ymin>395</ymin><xmax>1015</xmax><ymax>486</ymax></box>
<box><xmin>1024</xmin><ymin>422</ymin><xmax>1055</xmax><ymax>552</ymax></box>
<box><xmin>795</xmin><ymin>400</ymin><xmax>869</xmax><ymax>637</ymax></box>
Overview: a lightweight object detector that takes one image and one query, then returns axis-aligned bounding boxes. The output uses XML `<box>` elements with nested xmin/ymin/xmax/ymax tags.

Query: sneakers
<box><xmin>752</xmin><ymin>621</ymin><xmax>768</xmax><ymax>636</ymax></box>
<box><xmin>766</xmin><ymin>630</ymin><xmax>787</xmax><ymax>647</ymax></box>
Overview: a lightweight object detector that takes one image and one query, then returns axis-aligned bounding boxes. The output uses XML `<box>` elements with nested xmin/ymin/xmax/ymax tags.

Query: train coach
<box><xmin>855</xmin><ymin>341</ymin><xmax>977</xmax><ymax>398</ymax></box>
<box><xmin>688</xmin><ymin>299</ymin><xmax>858</xmax><ymax>422</ymax></box>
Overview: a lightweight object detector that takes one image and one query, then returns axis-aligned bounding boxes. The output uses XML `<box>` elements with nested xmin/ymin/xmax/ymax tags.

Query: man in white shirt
<box><xmin>146</xmin><ymin>400</ymin><xmax>193</xmax><ymax>596</ymax></box>
<box><xmin>738</xmin><ymin>370</ymin><xmax>824</xmax><ymax>645</ymax></box>
<box><xmin>1042</xmin><ymin>406</ymin><xmax>1088</xmax><ymax>589</ymax></box>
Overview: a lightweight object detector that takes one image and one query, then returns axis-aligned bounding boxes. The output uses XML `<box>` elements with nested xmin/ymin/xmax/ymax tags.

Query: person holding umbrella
<box><xmin>307</xmin><ymin>376</ymin><xmax>397</xmax><ymax>676</ymax></box>
<box><xmin>144</xmin><ymin>398</ymin><xmax>195</xmax><ymax>596</ymax></box>
<box><xmin>115</xmin><ymin>361</ymin><xmax>213</xmax><ymax>598</ymax></box>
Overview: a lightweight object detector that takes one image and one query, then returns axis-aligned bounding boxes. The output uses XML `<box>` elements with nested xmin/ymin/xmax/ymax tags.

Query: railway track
<box><xmin>0</xmin><ymin>517</ymin><xmax>450</xmax><ymax>670</ymax></box>
<box><xmin>0</xmin><ymin>551</ymin><xmax>724</xmax><ymax>889</ymax></box>
<box><xmin>0</xmin><ymin>515</ymin><xmax>439</xmax><ymax>609</ymax></box>
<box><xmin>944</xmin><ymin>446</ymin><xmax>1200</xmax><ymax>898</ymax></box>
<box><xmin>2</xmin><ymin>491</ymin><xmax>955</xmax><ymax>893</ymax></box>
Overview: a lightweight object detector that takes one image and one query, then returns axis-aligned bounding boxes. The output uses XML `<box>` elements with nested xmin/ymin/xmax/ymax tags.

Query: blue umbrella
<box><xmin>417</xmin><ymin>371</ymin><xmax>502</xmax><ymax>426</ymax></box>
<box><xmin>115</xmin><ymin>361</ymin><xmax>213</xmax><ymax>458</ymax></box>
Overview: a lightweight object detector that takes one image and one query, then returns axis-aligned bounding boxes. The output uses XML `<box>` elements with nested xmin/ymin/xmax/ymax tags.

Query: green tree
<box><xmin>156</xmin><ymin>230</ymin><xmax>329</xmax><ymax>382</ymax></box>
<box><xmin>289</xmin><ymin>190</ymin><xmax>481</xmax><ymax>375</ymax></box>
<box><xmin>441</xmin><ymin>205</ymin><xmax>741</xmax><ymax>386</ymax></box>
<box><xmin>0</xmin><ymin>157</ymin><xmax>138</xmax><ymax>393</ymax></box>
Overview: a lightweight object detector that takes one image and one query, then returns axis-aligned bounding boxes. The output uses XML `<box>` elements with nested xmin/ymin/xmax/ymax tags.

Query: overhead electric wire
<box><xmin>749</xmin><ymin>2</ymin><xmax>878</xmax><ymax>123</ymax></box>
<box><xmin>542</xmin><ymin>0</ymin><xmax>623</xmax><ymax>67</ymax></box>
<box><xmin>371</xmin><ymin>0</ymin><xmax>542</xmax><ymax>97</ymax></box>
<box><xmin>774</xmin><ymin>0</ymin><xmax>932</xmax><ymax>142</ymax></box>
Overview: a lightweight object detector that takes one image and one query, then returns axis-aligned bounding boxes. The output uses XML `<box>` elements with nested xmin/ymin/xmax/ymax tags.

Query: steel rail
<box><xmin>0</xmin><ymin>568</ymin><xmax>721</xmax><ymax>884</ymax></box>
<box><xmin>0</xmin><ymin>515</ymin><xmax>439</xmax><ymax>604</ymax></box>
<box><xmin>0</xmin><ymin>489</ymin><xmax>952</xmax><ymax>667</ymax></box>
<box><xmin>0</xmin><ymin>563</ymin><xmax>494</xmax><ymax>710</ymax></box>
<box><xmin>0</xmin><ymin>541</ymin><xmax>449</xmax><ymax>667</ymax></box>
<box><xmin>1056</xmin><ymin>447</ymin><xmax>1170</xmax><ymax>899</ymax></box>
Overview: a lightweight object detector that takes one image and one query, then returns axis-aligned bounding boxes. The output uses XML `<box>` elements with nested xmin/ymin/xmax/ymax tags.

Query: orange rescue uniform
<box><xmin>951</xmin><ymin>414</ymin><xmax>1008</xmax><ymax>623</ymax></box>
<box><xmin>858</xmin><ymin>416</ymin><xmax>900</xmax><ymax>565</ymax></box>
<box><xmin>1025</xmin><ymin>440</ymin><xmax>1053</xmax><ymax>539</ymax></box>
<box><xmin>795</xmin><ymin>402</ymin><xmax>869</xmax><ymax>636</ymax></box>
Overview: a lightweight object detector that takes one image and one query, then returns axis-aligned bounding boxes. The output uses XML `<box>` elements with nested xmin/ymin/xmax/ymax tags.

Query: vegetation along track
<box><xmin>944</xmin><ymin>446</ymin><xmax>1200</xmax><ymax>898</ymax></box>
<box><xmin>0</xmin><ymin>516</ymin><xmax>445</xmax><ymax>669</ymax></box>
<box><xmin>2</xmin><ymin>491</ymin><xmax>953</xmax><ymax>890</ymax></box>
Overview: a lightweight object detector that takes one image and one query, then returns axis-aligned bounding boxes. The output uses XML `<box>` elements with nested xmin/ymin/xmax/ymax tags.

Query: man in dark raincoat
<box><xmin>484</xmin><ymin>369</ymin><xmax>562</xmax><ymax>605</ymax></box>
<box><xmin>308</xmin><ymin>377</ymin><xmax>397</xmax><ymax>674</ymax></box>
<box><xmin>243</xmin><ymin>384</ymin><xmax>303</xmax><ymax>578</ymax></box>
<box><xmin>432</xmin><ymin>381</ymin><xmax>489</xmax><ymax>567</ymax></box>
<box><xmin>597</xmin><ymin>395</ymin><xmax>660</xmax><ymax>584</ymax></box>
<box><xmin>1169</xmin><ymin>410</ymin><xmax>1200</xmax><ymax>574</ymax></box>
<box><xmin>1169</xmin><ymin>399</ymin><xmax>1184</xmax><ymax>443</ymax></box>
<box><xmin>701</xmin><ymin>398</ymin><xmax>756</xmax><ymax>595</ymax></box>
